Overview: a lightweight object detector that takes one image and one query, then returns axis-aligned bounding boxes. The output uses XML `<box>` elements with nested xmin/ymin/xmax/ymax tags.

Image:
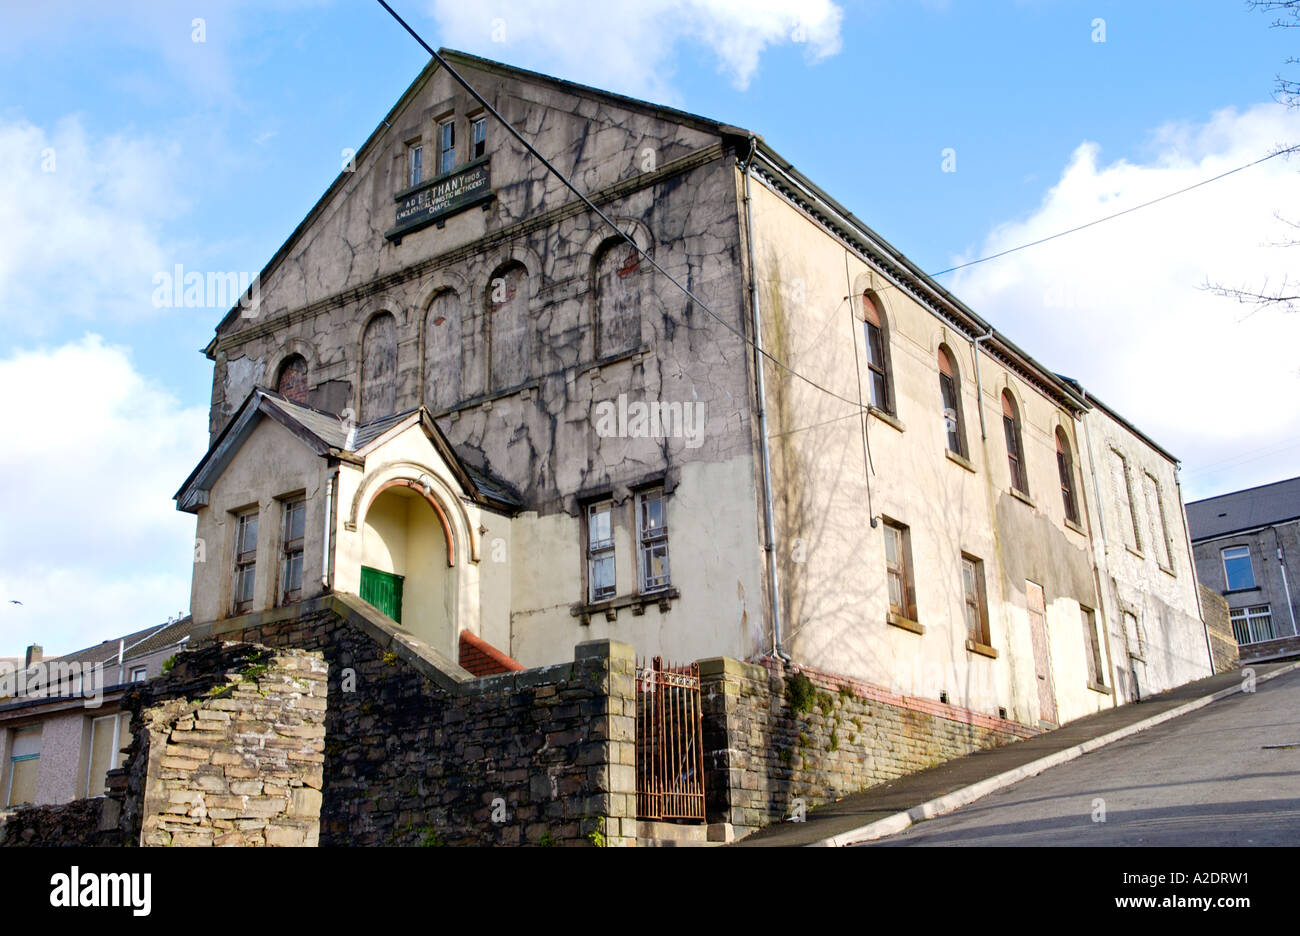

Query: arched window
<box><xmin>593</xmin><ymin>239</ymin><xmax>642</xmax><ymax>358</ymax></box>
<box><xmin>937</xmin><ymin>345</ymin><xmax>965</xmax><ymax>457</ymax></box>
<box><xmin>487</xmin><ymin>263</ymin><xmax>528</xmax><ymax>393</ymax></box>
<box><xmin>861</xmin><ymin>291</ymin><xmax>893</xmax><ymax>413</ymax></box>
<box><xmin>424</xmin><ymin>290</ymin><xmax>462</xmax><ymax>412</ymax></box>
<box><xmin>1056</xmin><ymin>427</ymin><xmax>1080</xmax><ymax>524</ymax></box>
<box><xmin>275</xmin><ymin>354</ymin><xmax>309</xmax><ymax>405</ymax></box>
<box><xmin>1002</xmin><ymin>390</ymin><xmax>1028</xmax><ymax>494</ymax></box>
<box><xmin>360</xmin><ymin>312</ymin><xmax>398</xmax><ymax>423</ymax></box>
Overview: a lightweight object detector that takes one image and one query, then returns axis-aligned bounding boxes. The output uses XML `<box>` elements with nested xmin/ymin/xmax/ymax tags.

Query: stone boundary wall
<box><xmin>1199</xmin><ymin>585</ymin><xmax>1241</xmax><ymax>673</ymax></box>
<box><xmin>196</xmin><ymin>594</ymin><xmax>637</xmax><ymax>846</ymax></box>
<box><xmin>126</xmin><ymin>642</ymin><xmax>328</xmax><ymax>847</ymax></box>
<box><xmin>1239</xmin><ymin>634</ymin><xmax>1300</xmax><ymax>664</ymax></box>
<box><xmin>700</xmin><ymin>656</ymin><xmax>1036</xmax><ymax>834</ymax></box>
<box><xmin>0</xmin><ymin>797</ymin><xmax>116</xmax><ymax>847</ymax></box>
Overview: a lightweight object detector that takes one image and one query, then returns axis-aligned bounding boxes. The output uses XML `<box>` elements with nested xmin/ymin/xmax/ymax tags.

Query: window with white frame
<box><xmin>279</xmin><ymin>496</ymin><xmax>306</xmax><ymax>605</ymax></box>
<box><xmin>586</xmin><ymin>500</ymin><xmax>615</xmax><ymax>602</ymax></box>
<box><xmin>129</xmin><ymin>666</ymin><xmax>147</xmax><ymax>682</ymax></box>
<box><xmin>1221</xmin><ymin>545</ymin><xmax>1256</xmax><ymax>591</ymax></box>
<box><xmin>407</xmin><ymin>143</ymin><xmax>423</xmax><ymax>187</ymax></box>
<box><xmin>471</xmin><ymin>116</ymin><xmax>486</xmax><ymax>160</ymax></box>
<box><xmin>232</xmin><ymin>508</ymin><xmax>259</xmax><ymax>614</ymax></box>
<box><xmin>1231</xmin><ymin>605</ymin><xmax>1276</xmax><ymax>645</ymax></box>
<box><xmin>636</xmin><ymin>487</ymin><xmax>670</xmax><ymax>592</ymax></box>
<box><xmin>438</xmin><ymin>118</ymin><xmax>455</xmax><ymax>175</ymax></box>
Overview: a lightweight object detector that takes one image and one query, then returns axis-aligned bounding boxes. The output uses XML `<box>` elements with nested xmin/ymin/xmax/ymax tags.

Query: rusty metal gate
<box><xmin>635</xmin><ymin>657</ymin><xmax>705</xmax><ymax>822</ymax></box>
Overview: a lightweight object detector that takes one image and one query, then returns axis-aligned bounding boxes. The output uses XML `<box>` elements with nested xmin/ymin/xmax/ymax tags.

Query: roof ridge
<box><xmin>1186</xmin><ymin>474</ymin><xmax>1300</xmax><ymax>505</ymax></box>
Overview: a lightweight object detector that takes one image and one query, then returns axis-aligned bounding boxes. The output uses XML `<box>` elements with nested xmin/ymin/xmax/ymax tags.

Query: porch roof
<box><xmin>174</xmin><ymin>387</ymin><xmax>522</xmax><ymax>514</ymax></box>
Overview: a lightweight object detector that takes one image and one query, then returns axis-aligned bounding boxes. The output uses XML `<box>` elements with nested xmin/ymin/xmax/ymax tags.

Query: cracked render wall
<box><xmin>197</xmin><ymin>59</ymin><xmax>769</xmax><ymax>668</ymax></box>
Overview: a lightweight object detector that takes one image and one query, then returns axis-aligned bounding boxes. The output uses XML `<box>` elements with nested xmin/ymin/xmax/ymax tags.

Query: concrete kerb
<box><xmin>811</xmin><ymin>660</ymin><xmax>1300</xmax><ymax>847</ymax></box>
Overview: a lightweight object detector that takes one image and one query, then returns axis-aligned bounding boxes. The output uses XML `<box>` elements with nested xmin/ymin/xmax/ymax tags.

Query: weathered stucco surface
<box><xmin>744</xmin><ymin>167</ymin><xmax>1209</xmax><ymax>727</ymax></box>
<box><xmin>185</xmin><ymin>50</ymin><xmax>1210</xmax><ymax>730</ymax></box>
<box><xmin>192</xmin><ymin>54</ymin><xmax>767</xmax><ymax>667</ymax></box>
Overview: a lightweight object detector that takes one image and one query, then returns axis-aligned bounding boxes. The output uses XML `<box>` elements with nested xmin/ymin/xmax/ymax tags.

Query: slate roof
<box><xmin>43</xmin><ymin>617</ymin><xmax>197</xmax><ymax>669</ymax></box>
<box><xmin>175</xmin><ymin>388</ymin><xmax>522</xmax><ymax>513</ymax></box>
<box><xmin>1186</xmin><ymin>476</ymin><xmax>1300</xmax><ymax>542</ymax></box>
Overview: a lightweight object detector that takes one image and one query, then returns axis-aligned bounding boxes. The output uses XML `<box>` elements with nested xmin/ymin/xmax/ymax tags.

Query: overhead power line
<box><xmin>374</xmin><ymin>1</ymin><xmax>1296</xmax><ymax>418</ymax></box>
<box><xmin>930</xmin><ymin>145</ymin><xmax>1300</xmax><ymax>277</ymax></box>
<box><xmin>374</xmin><ymin>0</ymin><xmax>865</xmax><ymax>410</ymax></box>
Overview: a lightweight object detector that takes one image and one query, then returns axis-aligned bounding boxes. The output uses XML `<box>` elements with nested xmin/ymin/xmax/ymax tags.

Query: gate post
<box><xmin>697</xmin><ymin>656</ymin><xmax>744</xmax><ymax>828</ymax></box>
<box><xmin>574</xmin><ymin>638</ymin><xmax>638</xmax><ymax>846</ymax></box>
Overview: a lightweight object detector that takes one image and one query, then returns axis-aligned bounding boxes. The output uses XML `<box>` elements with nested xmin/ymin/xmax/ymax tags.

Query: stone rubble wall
<box><xmin>1199</xmin><ymin>585</ymin><xmax>1241</xmax><ymax>673</ymax></box>
<box><xmin>700</xmin><ymin>656</ymin><xmax>1035</xmax><ymax>834</ymax></box>
<box><xmin>197</xmin><ymin>595</ymin><xmax>637</xmax><ymax>846</ymax></box>
<box><xmin>0</xmin><ymin>797</ymin><xmax>115</xmax><ymax>847</ymax></box>
<box><xmin>116</xmin><ymin>641</ymin><xmax>328</xmax><ymax>847</ymax></box>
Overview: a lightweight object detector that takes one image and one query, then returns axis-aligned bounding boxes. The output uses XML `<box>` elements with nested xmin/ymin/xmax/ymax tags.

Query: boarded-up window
<box><xmin>275</xmin><ymin>355</ymin><xmax>309</xmax><ymax>404</ymax></box>
<box><xmin>1143</xmin><ymin>472</ymin><xmax>1172</xmax><ymax>569</ymax></box>
<box><xmin>360</xmin><ymin>312</ymin><xmax>398</xmax><ymax>422</ymax></box>
<box><xmin>1109</xmin><ymin>449</ymin><xmax>1141</xmax><ymax>552</ymax></box>
<box><xmin>488</xmin><ymin>264</ymin><xmax>529</xmax><ymax>393</ymax></box>
<box><xmin>424</xmin><ymin>290</ymin><xmax>462</xmax><ymax>412</ymax></box>
<box><xmin>8</xmin><ymin>725</ymin><xmax>41</xmax><ymax>806</ymax></box>
<box><xmin>883</xmin><ymin>520</ymin><xmax>916</xmax><ymax>620</ymax></box>
<box><xmin>962</xmin><ymin>554</ymin><xmax>989</xmax><ymax>645</ymax></box>
<box><xmin>593</xmin><ymin>240</ymin><xmax>641</xmax><ymax>358</ymax></box>
<box><xmin>1081</xmin><ymin>606</ymin><xmax>1104</xmax><ymax>687</ymax></box>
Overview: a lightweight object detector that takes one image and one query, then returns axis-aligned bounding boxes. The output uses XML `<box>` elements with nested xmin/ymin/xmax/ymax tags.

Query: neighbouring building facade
<box><xmin>178</xmin><ymin>49</ymin><xmax>1215</xmax><ymax>749</ymax></box>
<box><xmin>0</xmin><ymin>618</ymin><xmax>196</xmax><ymax>808</ymax></box>
<box><xmin>1187</xmin><ymin>476</ymin><xmax>1300</xmax><ymax>663</ymax></box>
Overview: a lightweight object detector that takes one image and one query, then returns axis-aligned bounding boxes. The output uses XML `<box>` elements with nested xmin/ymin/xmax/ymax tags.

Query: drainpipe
<box><xmin>971</xmin><ymin>328</ymin><xmax>994</xmax><ymax>440</ymax></box>
<box><xmin>321</xmin><ymin>469</ymin><xmax>336</xmax><ymax>590</ymax></box>
<box><xmin>742</xmin><ymin>138</ymin><xmax>787</xmax><ymax>661</ymax></box>
<box><xmin>1173</xmin><ymin>465</ymin><xmax>1214</xmax><ymax>673</ymax></box>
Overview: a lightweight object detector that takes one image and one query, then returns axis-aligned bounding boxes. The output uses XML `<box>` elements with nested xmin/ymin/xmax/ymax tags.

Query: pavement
<box><xmin>734</xmin><ymin>660</ymin><xmax>1300</xmax><ymax>847</ymax></box>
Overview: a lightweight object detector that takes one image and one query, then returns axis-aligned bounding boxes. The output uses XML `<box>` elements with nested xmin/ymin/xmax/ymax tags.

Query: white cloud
<box><xmin>948</xmin><ymin>103</ymin><xmax>1300</xmax><ymax>500</ymax></box>
<box><xmin>426</xmin><ymin>0</ymin><xmax>843</xmax><ymax>99</ymax></box>
<box><xmin>0</xmin><ymin>117</ymin><xmax>187</xmax><ymax>335</ymax></box>
<box><xmin>0</xmin><ymin>336</ymin><xmax>208</xmax><ymax>655</ymax></box>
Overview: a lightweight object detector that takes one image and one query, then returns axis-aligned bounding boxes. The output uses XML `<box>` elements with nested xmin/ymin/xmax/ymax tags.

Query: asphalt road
<box><xmin>867</xmin><ymin>668</ymin><xmax>1300</xmax><ymax>846</ymax></box>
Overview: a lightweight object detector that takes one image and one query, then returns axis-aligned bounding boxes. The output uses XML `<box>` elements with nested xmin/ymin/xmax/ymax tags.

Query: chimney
<box><xmin>25</xmin><ymin>644</ymin><xmax>43</xmax><ymax>667</ymax></box>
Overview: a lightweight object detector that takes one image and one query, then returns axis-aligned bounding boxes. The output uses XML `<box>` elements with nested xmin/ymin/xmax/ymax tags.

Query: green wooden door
<box><xmin>360</xmin><ymin>566</ymin><xmax>404</xmax><ymax>623</ymax></box>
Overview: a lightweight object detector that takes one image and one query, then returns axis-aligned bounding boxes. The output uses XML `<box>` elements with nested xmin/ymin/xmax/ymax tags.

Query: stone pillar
<box><xmin>574</xmin><ymin>638</ymin><xmax>637</xmax><ymax>846</ymax></box>
<box><xmin>699</xmin><ymin>655</ymin><xmax>766</xmax><ymax>833</ymax></box>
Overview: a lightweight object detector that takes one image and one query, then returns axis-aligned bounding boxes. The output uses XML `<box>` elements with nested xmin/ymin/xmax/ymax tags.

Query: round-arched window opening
<box><xmin>275</xmin><ymin>354</ymin><xmax>309</xmax><ymax>405</ymax></box>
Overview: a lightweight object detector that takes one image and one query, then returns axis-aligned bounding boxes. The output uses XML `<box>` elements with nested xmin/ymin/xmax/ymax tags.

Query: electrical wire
<box><xmin>375</xmin><ymin>0</ymin><xmax>865</xmax><ymax>411</ymax></box>
<box><xmin>930</xmin><ymin>145</ymin><xmax>1300</xmax><ymax>277</ymax></box>
<box><xmin>374</xmin><ymin>1</ymin><xmax>1297</xmax><ymax>429</ymax></box>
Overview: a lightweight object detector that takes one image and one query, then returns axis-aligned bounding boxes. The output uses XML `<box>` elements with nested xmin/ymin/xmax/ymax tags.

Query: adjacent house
<box><xmin>0</xmin><ymin>618</ymin><xmax>196</xmax><ymax>808</ymax></box>
<box><xmin>1187</xmin><ymin>476</ymin><xmax>1300</xmax><ymax>663</ymax></box>
<box><xmin>176</xmin><ymin>49</ymin><xmax>1215</xmax><ymax>749</ymax></box>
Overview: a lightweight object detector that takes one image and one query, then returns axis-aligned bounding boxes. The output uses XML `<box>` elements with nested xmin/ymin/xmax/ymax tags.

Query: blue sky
<box><xmin>3</xmin><ymin>0</ymin><xmax>1299</xmax><ymax>652</ymax></box>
